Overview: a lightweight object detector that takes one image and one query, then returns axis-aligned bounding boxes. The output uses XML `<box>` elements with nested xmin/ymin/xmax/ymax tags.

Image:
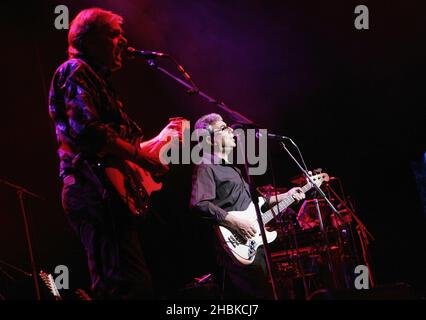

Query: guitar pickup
<box><xmin>228</xmin><ymin>236</ymin><xmax>238</xmax><ymax>247</ymax></box>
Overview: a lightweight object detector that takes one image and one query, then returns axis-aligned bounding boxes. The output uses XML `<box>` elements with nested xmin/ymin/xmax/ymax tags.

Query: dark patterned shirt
<box><xmin>48</xmin><ymin>57</ymin><xmax>143</xmax><ymax>178</ymax></box>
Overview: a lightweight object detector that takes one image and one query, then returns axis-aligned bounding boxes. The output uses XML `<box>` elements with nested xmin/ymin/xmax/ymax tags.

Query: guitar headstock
<box><xmin>308</xmin><ymin>172</ymin><xmax>330</xmax><ymax>188</ymax></box>
<box><xmin>39</xmin><ymin>270</ymin><xmax>62</xmax><ymax>300</ymax></box>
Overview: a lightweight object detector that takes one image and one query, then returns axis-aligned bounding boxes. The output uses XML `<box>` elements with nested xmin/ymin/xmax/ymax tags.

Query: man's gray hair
<box><xmin>194</xmin><ymin>113</ymin><xmax>223</xmax><ymax>134</ymax></box>
<box><xmin>68</xmin><ymin>8</ymin><xmax>123</xmax><ymax>58</ymax></box>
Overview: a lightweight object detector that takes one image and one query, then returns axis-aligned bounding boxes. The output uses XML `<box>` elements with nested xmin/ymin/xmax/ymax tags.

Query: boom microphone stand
<box><xmin>130</xmin><ymin>48</ymin><xmax>280</xmax><ymax>299</ymax></box>
<box><xmin>0</xmin><ymin>259</ymin><xmax>33</xmax><ymax>280</ymax></box>
<box><xmin>0</xmin><ymin>259</ymin><xmax>33</xmax><ymax>299</ymax></box>
<box><xmin>278</xmin><ymin>141</ymin><xmax>344</xmax><ymax>289</ymax></box>
<box><xmin>0</xmin><ymin>178</ymin><xmax>44</xmax><ymax>300</ymax></box>
<box><xmin>325</xmin><ymin>181</ymin><xmax>375</xmax><ymax>287</ymax></box>
<box><xmin>236</xmin><ymin>133</ymin><xmax>280</xmax><ymax>300</ymax></box>
<box><xmin>266</xmin><ymin>150</ymin><xmax>309</xmax><ymax>299</ymax></box>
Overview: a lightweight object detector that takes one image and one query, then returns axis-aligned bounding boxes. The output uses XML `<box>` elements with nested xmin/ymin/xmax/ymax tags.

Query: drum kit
<box><xmin>258</xmin><ymin>170</ymin><xmax>374</xmax><ymax>299</ymax></box>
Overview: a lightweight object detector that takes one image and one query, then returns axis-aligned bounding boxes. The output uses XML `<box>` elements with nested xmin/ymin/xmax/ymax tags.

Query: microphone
<box><xmin>230</xmin><ymin>124</ymin><xmax>290</xmax><ymax>140</ymax></box>
<box><xmin>263</xmin><ymin>133</ymin><xmax>290</xmax><ymax>141</ymax></box>
<box><xmin>126</xmin><ymin>47</ymin><xmax>167</xmax><ymax>59</ymax></box>
<box><xmin>255</xmin><ymin>131</ymin><xmax>290</xmax><ymax>141</ymax></box>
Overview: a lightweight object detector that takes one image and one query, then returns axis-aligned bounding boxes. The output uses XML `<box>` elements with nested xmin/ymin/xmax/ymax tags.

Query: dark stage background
<box><xmin>0</xmin><ymin>0</ymin><xmax>425</xmax><ymax>299</ymax></box>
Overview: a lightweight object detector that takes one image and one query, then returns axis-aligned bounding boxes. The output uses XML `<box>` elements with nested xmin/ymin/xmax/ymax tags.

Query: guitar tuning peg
<box><xmin>313</xmin><ymin>168</ymin><xmax>322</xmax><ymax>174</ymax></box>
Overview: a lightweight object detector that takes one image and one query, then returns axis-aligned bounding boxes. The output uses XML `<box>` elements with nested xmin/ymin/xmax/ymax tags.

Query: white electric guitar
<box><xmin>217</xmin><ymin>172</ymin><xmax>329</xmax><ymax>265</ymax></box>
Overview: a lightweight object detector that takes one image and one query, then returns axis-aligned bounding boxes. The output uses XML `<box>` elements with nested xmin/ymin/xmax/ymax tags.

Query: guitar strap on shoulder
<box><xmin>229</xmin><ymin>165</ymin><xmax>252</xmax><ymax>200</ymax></box>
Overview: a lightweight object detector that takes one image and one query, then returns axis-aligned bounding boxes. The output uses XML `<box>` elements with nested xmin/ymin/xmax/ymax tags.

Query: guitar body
<box><xmin>217</xmin><ymin>197</ymin><xmax>278</xmax><ymax>266</ymax></box>
<box><xmin>104</xmin><ymin>160</ymin><xmax>163</xmax><ymax>216</ymax></box>
<box><xmin>215</xmin><ymin>172</ymin><xmax>329</xmax><ymax>266</ymax></box>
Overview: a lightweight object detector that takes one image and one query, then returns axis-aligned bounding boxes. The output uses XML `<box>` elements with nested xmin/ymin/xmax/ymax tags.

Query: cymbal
<box><xmin>289</xmin><ymin>174</ymin><xmax>306</xmax><ymax>185</ymax></box>
<box><xmin>257</xmin><ymin>184</ymin><xmax>288</xmax><ymax>196</ymax></box>
<box><xmin>290</xmin><ymin>172</ymin><xmax>337</xmax><ymax>185</ymax></box>
<box><xmin>296</xmin><ymin>199</ymin><xmax>343</xmax><ymax>230</ymax></box>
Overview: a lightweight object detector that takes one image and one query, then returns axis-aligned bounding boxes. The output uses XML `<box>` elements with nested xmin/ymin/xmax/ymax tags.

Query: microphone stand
<box><xmin>267</xmin><ymin>150</ymin><xmax>308</xmax><ymax>299</ymax></box>
<box><xmin>325</xmin><ymin>181</ymin><xmax>375</xmax><ymax>287</ymax></box>
<box><xmin>237</xmin><ymin>135</ymin><xmax>280</xmax><ymax>300</ymax></box>
<box><xmin>141</xmin><ymin>56</ymin><xmax>257</xmax><ymax>127</ymax></box>
<box><xmin>0</xmin><ymin>259</ymin><xmax>33</xmax><ymax>299</ymax></box>
<box><xmin>278</xmin><ymin>142</ymin><xmax>343</xmax><ymax>289</ymax></box>
<box><xmin>0</xmin><ymin>178</ymin><xmax>44</xmax><ymax>300</ymax></box>
<box><xmin>137</xmin><ymin>54</ymin><xmax>279</xmax><ymax>299</ymax></box>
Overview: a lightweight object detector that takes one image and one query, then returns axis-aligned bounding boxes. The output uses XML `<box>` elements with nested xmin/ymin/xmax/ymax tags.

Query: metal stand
<box><xmin>325</xmin><ymin>181</ymin><xmax>375</xmax><ymax>287</ymax></box>
<box><xmin>0</xmin><ymin>259</ymin><xmax>33</xmax><ymax>300</ymax></box>
<box><xmin>140</xmin><ymin>55</ymin><xmax>258</xmax><ymax>129</ymax></box>
<box><xmin>0</xmin><ymin>178</ymin><xmax>44</xmax><ymax>300</ymax></box>
<box><xmin>248</xmin><ymin>178</ymin><xmax>280</xmax><ymax>299</ymax></box>
<box><xmin>267</xmin><ymin>150</ymin><xmax>309</xmax><ymax>299</ymax></box>
<box><xmin>284</xmin><ymin>212</ymin><xmax>309</xmax><ymax>299</ymax></box>
<box><xmin>312</xmin><ymin>197</ymin><xmax>338</xmax><ymax>288</ymax></box>
<box><xmin>279</xmin><ymin>142</ymin><xmax>345</xmax><ymax>291</ymax></box>
<box><xmin>0</xmin><ymin>259</ymin><xmax>32</xmax><ymax>280</ymax></box>
<box><xmin>234</xmin><ymin>135</ymin><xmax>279</xmax><ymax>300</ymax></box>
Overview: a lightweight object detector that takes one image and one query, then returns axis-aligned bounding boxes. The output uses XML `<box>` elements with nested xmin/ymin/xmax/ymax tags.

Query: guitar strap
<box><xmin>228</xmin><ymin>165</ymin><xmax>252</xmax><ymax>200</ymax></box>
<box><xmin>228</xmin><ymin>164</ymin><xmax>270</xmax><ymax>213</ymax></box>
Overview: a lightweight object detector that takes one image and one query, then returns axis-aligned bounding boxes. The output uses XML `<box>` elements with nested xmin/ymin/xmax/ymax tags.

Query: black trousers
<box><xmin>61</xmin><ymin>173</ymin><xmax>153</xmax><ymax>299</ymax></box>
<box><xmin>215</xmin><ymin>247</ymin><xmax>273</xmax><ymax>300</ymax></box>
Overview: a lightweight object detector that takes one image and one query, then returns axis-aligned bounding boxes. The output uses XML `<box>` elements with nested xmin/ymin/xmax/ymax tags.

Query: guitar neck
<box><xmin>262</xmin><ymin>182</ymin><xmax>313</xmax><ymax>225</ymax></box>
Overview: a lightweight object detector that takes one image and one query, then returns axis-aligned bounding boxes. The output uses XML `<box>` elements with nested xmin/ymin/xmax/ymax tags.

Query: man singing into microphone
<box><xmin>190</xmin><ymin>113</ymin><xmax>305</xmax><ymax>299</ymax></box>
<box><xmin>48</xmin><ymin>8</ymin><xmax>181</xmax><ymax>299</ymax></box>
